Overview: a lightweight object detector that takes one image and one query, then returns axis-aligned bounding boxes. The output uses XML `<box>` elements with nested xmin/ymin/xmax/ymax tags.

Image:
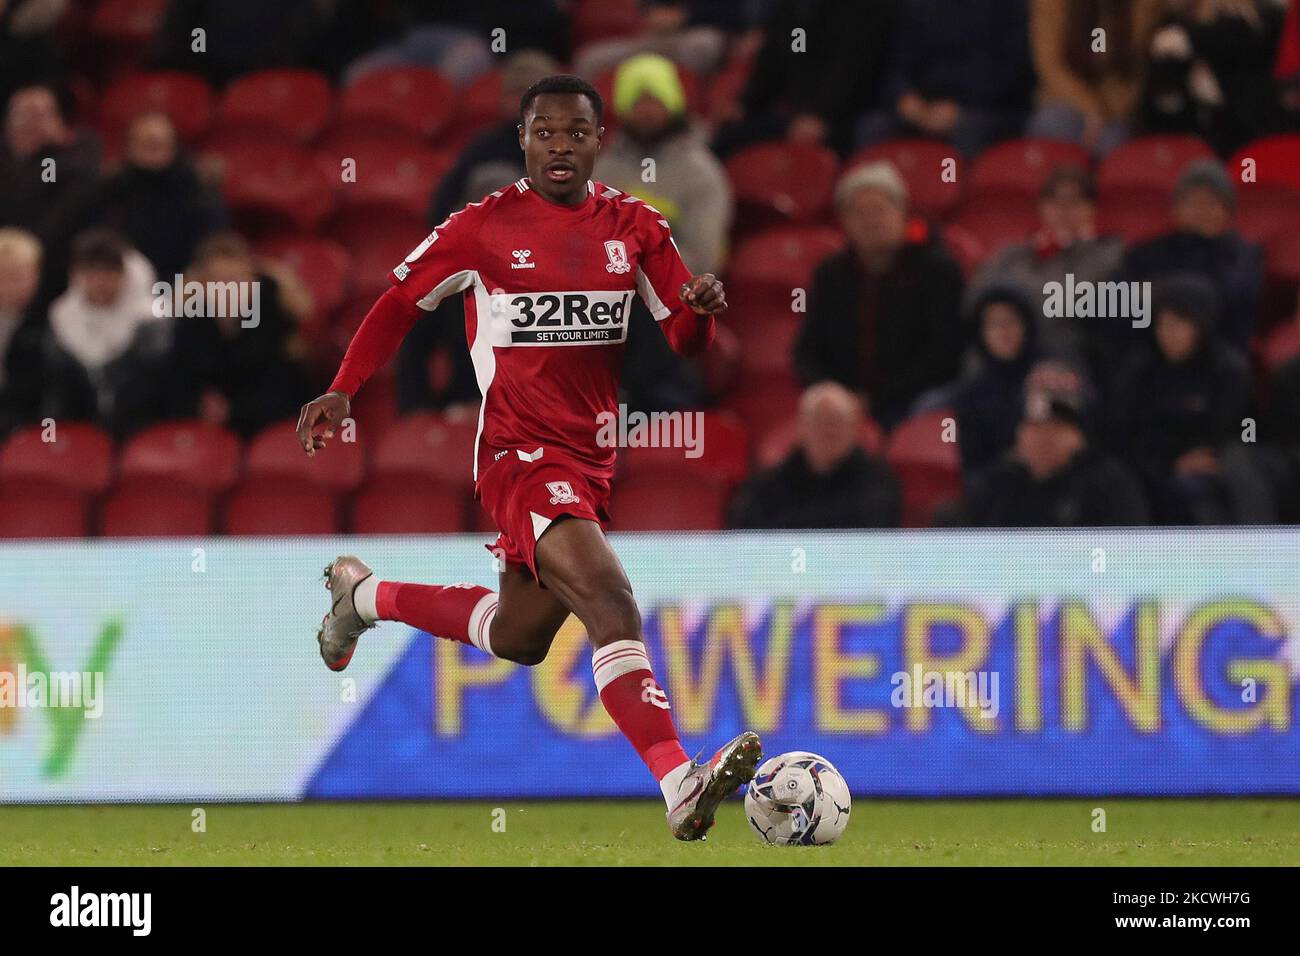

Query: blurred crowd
<box><xmin>3</xmin><ymin>0</ymin><xmax>1300</xmax><ymax>533</ymax></box>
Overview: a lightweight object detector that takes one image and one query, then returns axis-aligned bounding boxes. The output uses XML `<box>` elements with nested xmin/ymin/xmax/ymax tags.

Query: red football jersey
<box><xmin>383</xmin><ymin>178</ymin><xmax>713</xmax><ymax>480</ymax></box>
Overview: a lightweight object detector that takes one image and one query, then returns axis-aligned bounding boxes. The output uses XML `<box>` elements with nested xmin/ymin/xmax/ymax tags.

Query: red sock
<box><xmin>592</xmin><ymin>640</ymin><xmax>690</xmax><ymax>779</ymax></box>
<box><xmin>376</xmin><ymin>581</ymin><xmax>498</xmax><ymax>654</ymax></box>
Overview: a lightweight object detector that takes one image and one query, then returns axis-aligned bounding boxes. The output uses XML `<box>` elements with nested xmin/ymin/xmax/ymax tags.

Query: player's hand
<box><xmin>681</xmin><ymin>274</ymin><xmax>727</xmax><ymax>315</ymax></box>
<box><xmin>295</xmin><ymin>391</ymin><xmax>350</xmax><ymax>458</ymax></box>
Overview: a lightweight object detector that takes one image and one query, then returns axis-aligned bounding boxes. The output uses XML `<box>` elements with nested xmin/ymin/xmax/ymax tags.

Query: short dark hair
<box><xmin>70</xmin><ymin>229</ymin><xmax>126</xmax><ymax>271</ymax></box>
<box><xmin>519</xmin><ymin>74</ymin><xmax>603</xmax><ymax>127</ymax></box>
<box><xmin>1040</xmin><ymin>164</ymin><xmax>1096</xmax><ymax>202</ymax></box>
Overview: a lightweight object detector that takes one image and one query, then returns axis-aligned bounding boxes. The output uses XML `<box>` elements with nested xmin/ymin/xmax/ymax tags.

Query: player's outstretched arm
<box><xmin>296</xmin><ymin>390</ymin><xmax>350</xmax><ymax>457</ymax></box>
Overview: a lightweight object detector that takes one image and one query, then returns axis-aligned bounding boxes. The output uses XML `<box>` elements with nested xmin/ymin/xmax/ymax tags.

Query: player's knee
<box><xmin>580</xmin><ymin>581</ymin><xmax>642</xmax><ymax>647</ymax></box>
<box><xmin>500</xmin><ymin>645</ymin><xmax>549</xmax><ymax>667</ymax></box>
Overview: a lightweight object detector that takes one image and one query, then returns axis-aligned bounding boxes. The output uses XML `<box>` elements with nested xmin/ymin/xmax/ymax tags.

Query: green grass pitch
<box><xmin>1</xmin><ymin>800</ymin><xmax>1296</xmax><ymax>866</ymax></box>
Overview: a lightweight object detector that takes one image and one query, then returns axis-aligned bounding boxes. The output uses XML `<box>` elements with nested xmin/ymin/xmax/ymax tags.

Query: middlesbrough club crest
<box><xmin>603</xmin><ymin>240</ymin><xmax>631</xmax><ymax>274</ymax></box>
<box><xmin>546</xmin><ymin>481</ymin><xmax>580</xmax><ymax>505</ymax></box>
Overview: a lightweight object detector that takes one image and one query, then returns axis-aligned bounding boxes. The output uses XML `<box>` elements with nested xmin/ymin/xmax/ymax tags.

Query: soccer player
<box><xmin>296</xmin><ymin>75</ymin><xmax>760</xmax><ymax>840</ymax></box>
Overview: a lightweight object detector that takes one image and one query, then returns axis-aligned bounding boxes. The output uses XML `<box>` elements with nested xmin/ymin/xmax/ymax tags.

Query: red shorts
<box><xmin>476</xmin><ymin>445</ymin><xmax>611</xmax><ymax>583</ymax></box>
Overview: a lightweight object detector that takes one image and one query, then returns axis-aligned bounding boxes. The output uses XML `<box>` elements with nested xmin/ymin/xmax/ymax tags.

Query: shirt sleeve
<box><xmin>388</xmin><ymin>207</ymin><xmax>479</xmax><ymax>311</ymax></box>
<box><xmin>635</xmin><ymin>209</ymin><xmax>715</xmax><ymax>356</ymax></box>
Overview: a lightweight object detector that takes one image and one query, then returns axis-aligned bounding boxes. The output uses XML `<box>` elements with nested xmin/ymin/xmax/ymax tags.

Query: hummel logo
<box><xmin>510</xmin><ymin>249</ymin><xmax>536</xmax><ymax>270</ymax></box>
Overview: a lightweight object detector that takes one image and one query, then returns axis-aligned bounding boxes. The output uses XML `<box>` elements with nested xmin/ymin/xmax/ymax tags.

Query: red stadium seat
<box><xmin>618</xmin><ymin>411</ymin><xmax>750</xmax><ymax>490</ymax></box>
<box><xmin>722</xmin><ymin>372</ymin><xmax>804</xmax><ymax>437</ymax></box>
<box><xmin>100</xmin><ymin>71</ymin><xmax>215</xmax><ymax>144</ymax></box>
<box><xmin>204</xmin><ymin>142</ymin><xmax>336</xmax><ymax>234</ymax></box>
<box><xmin>1228</xmin><ymin>134</ymin><xmax>1300</xmax><ymax>192</ymax></box>
<box><xmin>884</xmin><ymin>408</ymin><xmax>961</xmax><ymax>528</ymax></box>
<box><xmin>255</xmin><ymin>234</ymin><xmax>353</xmax><ymax>319</ymax></box>
<box><xmin>336</xmin><ymin>67</ymin><xmax>454</xmax><ymax>140</ymax></box>
<box><xmin>313</xmin><ymin>139</ymin><xmax>454</xmax><ymax>219</ymax></box>
<box><xmin>0</xmin><ymin>481</ymin><xmax>90</xmax><ymax>539</ymax></box>
<box><xmin>91</xmin><ymin>0</ymin><xmax>169</xmax><ymax>46</ymax></box>
<box><xmin>450</xmin><ymin>69</ymin><xmax>504</xmax><ymax>145</ymax></box>
<box><xmin>1096</xmin><ymin>187</ymin><xmax>1172</xmax><ymax>244</ymax></box>
<box><xmin>706</xmin><ymin>46</ymin><xmax>756</xmax><ymax>125</ymax></box>
<box><xmin>351</xmin><ymin>475</ymin><xmax>470</xmax><ymax>533</ymax></box>
<box><xmin>1265</xmin><ymin>232</ymin><xmax>1300</xmax><ymax>284</ymax></box>
<box><xmin>970</xmin><ymin>138</ymin><xmax>1091</xmax><ymax>196</ymax></box>
<box><xmin>727</xmin><ymin>226</ymin><xmax>843</xmax><ymax>292</ymax></box>
<box><xmin>1235</xmin><ymin>183</ymin><xmax>1300</xmax><ymax>245</ymax></box>
<box><xmin>0</xmin><ymin>422</ymin><xmax>114</xmax><ymax>494</ymax></box>
<box><xmin>224</xmin><ymin>480</ymin><xmax>339</xmax><ymax>535</ymax></box>
<box><xmin>726</xmin><ymin>142</ymin><xmax>840</xmax><ymax>229</ymax></box>
<box><xmin>848</xmin><ymin>139</ymin><xmax>964</xmax><ymax>220</ymax></box>
<box><xmin>245</xmin><ymin>419</ymin><xmax>366</xmax><ymax>493</ymax></box>
<box><xmin>724</xmin><ymin>308</ymin><xmax>801</xmax><ymax>375</ymax></box>
<box><xmin>1258</xmin><ymin>318</ymin><xmax>1300</xmax><ymax>373</ymax></box>
<box><xmin>571</xmin><ymin>0</ymin><xmax>642</xmax><ymax>50</ymax></box>
<box><xmin>322</xmin><ymin>208</ymin><xmax>428</xmax><ymax>299</ymax></box>
<box><xmin>609</xmin><ymin>474</ymin><xmax>729</xmax><ymax>531</ymax></box>
<box><xmin>118</xmin><ymin>421</ymin><xmax>242</xmax><ymax>494</ymax></box>
<box><xmin>1097</xmin><ymin>135</ymin><xmax>1215</xmax><ymax>194</ymax></box>
<box><xmin>219</xmin><ymin>69</ymin><xmax>334</xmax><ymax>143</ymax></box>
<box><xmin>371</xmin><ymin>412</ymin><xmax>479</xmax><ymax>490</ymax></box>
<box><xmin>101</xmin><ymin>477</ymin><xmax>214</xmax><ymax>537</ymax></box>
<box><xmin>947</xmin><ymin>191</ymin><xmax>1039</xmax><ymax>263</ymax></box>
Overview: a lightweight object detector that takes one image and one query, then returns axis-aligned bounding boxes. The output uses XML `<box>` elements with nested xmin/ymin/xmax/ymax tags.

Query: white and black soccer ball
<box><xmin>744</xmin><ymin>751</ymin><xmax>851</xmax><ymax>846</ymax></box>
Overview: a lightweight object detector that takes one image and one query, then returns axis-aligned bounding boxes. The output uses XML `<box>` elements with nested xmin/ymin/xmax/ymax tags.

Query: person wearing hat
<box><xmin>794</xmin><ymin>160</ymin><xmax>964</xmax><ymax>428</ymax></box>
<box><xmin>594</xmin><ymin>53</ymin><xmax>731</xmax><ymax>276</ymax></box>
<box><xmin>1117</xmin><ymin>157</ymin><xmax>1263</xmax><ymax>351</ymax></box>
<box><xmin>946</xmin><ymin>362</ymin><xmax>1148</xmax><ymax>527</ymax></box>
<box><xmin>1106</xmin><ymin>274</ymin><xmax>1269</xmax><ymax>523</ymax></box>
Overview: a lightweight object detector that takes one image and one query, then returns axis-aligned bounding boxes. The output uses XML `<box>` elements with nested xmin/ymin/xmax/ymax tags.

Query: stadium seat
<box><xmin>91</xmin><ymin>0</ymin><xmax>168</xmax><ymax>47</ymax></box>
<box><xmin>204</xmin><ymin>142</ymin><xmax>336</xmax><ymax>234</ymax></box>
<box><xmin>313</xmin><ymin>139</ymin><xmax>454</xmax><ymax>219</ymax></box>
<box><xmin>1096</xmin><ymin>187</ymin><xmax>1172</xmax><ymax>244</ymax></box>
<box><xmin>1097</xmin><ymin>134</ymin><xmax>1215</xmax><ymax>194</ymax></box>
<box><xmin>1228</xmin><ymin>134</ymin><xmax>1300</xmax><ymax>192</ymax></box>
<box><xmin>101</xmin><ymin>477</ymin><xmax>215</xmax><ymax>537</ymax></box>
<box><xmin>725</xmin><ymin>142</ymin><xmax>840</xmax><ymax>229</ymax></box>
<box><xmin>100</xmin><ymin>71</ymin><xmax>215</xmax><ymax>144</ymax></box>
<box><xmin>219</xmin><ymin>69</ymin><xmax>334</xmax><ymax>144</ymax></box>
<box><xmin>1236</xmin><ymin>183</ymin><xmax>1300</xmax><ymax>245</ymax></box>
<box><xmin>350</xmin><ymin>474</ymin><xmax>470</xmax><ymax>533</ymax></box>
<box><xmin>848</xmin><ymin>139</ymin><xmax>964</xmax><ymax>220</ymax></box>
<box><xmin>1258</xmin><ymin>318</ymin><xmax>1300</xmax><ymax>373</ymax></box>
<box><xmin>223</xmin><ymin>479</ymin><xmax>339</xmax><ymax>535</ymax></box>
<box><xmin>618</xmin><ymin>411</ymin><xmax>750</xmax><ymax>490</ymax></box>
<box><xmin>254</xmin><ymin>234</ymin><xmax>353</xmax><ymax>320</ymax></box>
<box><xmin>118</xmin><ymin>421</ymin><xmax>243</xmax><ymax>494</ymax></box>
<box><xmin>371</xmin><ymin>412</ymin><xmax>479</xmax><ymax>490</ymax></box>
<box><xmin>245</xmin><ymin>419</ymin><xmax>366</xmax><ymax>493</ymax></box>
<box><xmin>609</xmin><ymin>474</ymin><xmax>729</xmax><ymax>531</ymax></box>
<box><xmin>970</xmin><ymin>138</ymin><xmax>1092</xmax><ymax>196</ymax></box>
<box><xmin>321</xmin><ymin>208</ymin><xmax>427</xmax><ymax>299</ymax></box>
<box><xmin>721</xmin><ymin>299</ymin><xmax>803</xmax><ymax>375</ymax></box>
<box><xmin>336</xmin><ymin>67</ymin><xmax>454</xmax><ymax>140</ymax></box>
<box><xmin>705</xmin><ymin>46</ymin><xmax>757</xmax><ymax>125</ymax></box>
<box><xmin>884</xmin><ymin>409</ymin><xmax>961</xmax><ymax>528</ymax></box>
<box><xmin>947</xmin><ymin>191</ymin><xmax>1039</xmax><ymax>263</ymax></box>
<box><xmin>449</xmin><ymin>69</ymin><xmax>504</xmax><ymax>146</ymax></box>
<box><xmin>722</xmin><ymin>372</ymin><xmax>804</xmax><ymax>437</ymax></box>
<box><xmin>1265</xmin><ymin>232</ymin><xmax>1300</xmax><ymax>284</ymax></box>
<box><xmin>570</xmin><ymin>0</ymin><xmax>642</xmax><ymax>50</ymax></box>
<box><xmin>0</xmin><ymin>422</ymin><xmax>114</xmax><ymax>495</ymax></box>
<box><xmin>727</xmin><ymin>226</ymin><xmax>844</xmax><ymax>292</ymax></box>
<box><xmin>0</xmin><ymin>481</ymin><xmax>90</xmax><ymax>539</ymax></box>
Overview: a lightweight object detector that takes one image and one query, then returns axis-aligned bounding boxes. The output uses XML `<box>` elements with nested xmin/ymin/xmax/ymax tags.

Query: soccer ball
<box><xmin>744</xmin><ymin>751</ymin><xmax>851</xmax><ymax>846</ymax></box>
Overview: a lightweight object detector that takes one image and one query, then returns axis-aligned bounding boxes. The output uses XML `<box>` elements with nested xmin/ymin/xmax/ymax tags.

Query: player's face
<box><xmin>519</xmin><ymin>93</ymin><xmax>603</xmax><ymax>205</ymax></box>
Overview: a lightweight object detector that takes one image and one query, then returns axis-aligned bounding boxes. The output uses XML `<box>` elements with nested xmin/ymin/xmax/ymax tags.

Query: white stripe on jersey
<box><xmin>414</xmin><ymin>269</ymin><xmax>476</xmax><ymax>311</ymax></box>
<box><xmin>467</xmin><ymin>273</ymin><xmax>495</xmax><ymax>481</ymax></box>
<box><xmin>635</xmin><ymin>265</ymin><xmax>671</xmax><ymax>321</ymax></box>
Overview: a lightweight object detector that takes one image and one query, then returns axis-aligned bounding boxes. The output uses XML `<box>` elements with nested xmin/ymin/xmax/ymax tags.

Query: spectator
<box><xmin>730</xmin><ymin>381</ymin><xmax>900</xmax><ymax>529</ymax></box>
<box><xmin>94</xmin><ymin>112</ymin><xmax>225</xmax><ymax>282</ymax></box>
<box><xmin>400</xmin><ymin>51</ymin><xmax>560</xmax><ymax>415</ymax></box>
<box><xmin>0</xmin><ymin>0</ymin><xmax>68</xmax><ymax>107</ymax></box>
<box><xmin>1257</xmin><ymin>352</ymin><xmax>1300</xmax><ymax>522</ymax></box>
<box><xmin>572</xmin><ymin>1</ymin><xmax>746</xmax><ymax>79</ymax></box>
<box><xmin>854</xmin><ymin>0</ymin><xmax>1034</xmax><ymax>156</ymax></box>
<box><xmin>1106</xmin><ymin>275</ymin><xmax>1267</xmax><ymax>523</ymax></box>
<box><xmin>0</xmin><ymin>83</ymin><xmax>100</xmax><ymax>305</ymax></box>
<box><xmin>596</xmin><ymin>53</ymin><xmax>732</xmax><ymax>274</ymax></box>
<box><xmin>1116</xmin><ymin>158</ymin><xmax>1263</xmax><ymax>352</ymax></box>
<box><xmin>967</xmin><ymin>165</ymin><xmax>1124</xmax><ymax>369</ymax></box>
<box><xmin>713</xmin><ymin>0</ymin><xmax>896</xmax><ymax>157</ymax></box>
<box><xmin>167</xmin><ymin>233</ymin><xmax>317</xmax><ymax>438</ymax></box>
<box><xmin>1027</xmin><ymin>0</ymin><xmax>1164</xmax><ymax>157</ymax></box>
<box><xmin>0</xmin><ymin>226</ymin><xmax>45</xmax><ymax>436</ymax></box>
<box><xmin>794</xmin><ymin>162</ymin><xmax>964</xmax><ymax>428</ymax></box>
<box><xmin>43</xmin><ymin>229</ymin><xmax>170</xmax><ymax>437</ymax></box>
<box><xmin>950</xmin><ymin>371</ymin><xmax>1149</xmax><ymax>526</ymax></box>
<box><xmin>1141</xmin><ymin>0</ymin><xmax>1287</xmax><ymax>155</ymax></box>
<box><xmin>951</xmin><ymin>285</ymin><xmax>1041</xmax><ymax>476</ymax></box>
